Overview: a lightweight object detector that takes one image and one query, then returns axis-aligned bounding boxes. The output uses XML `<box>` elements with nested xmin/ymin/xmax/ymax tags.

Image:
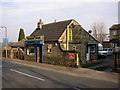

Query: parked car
<box><xmin>98</xmin><ymin>48</ymin><xmax>113</xmax><ymax>56</ymax></box>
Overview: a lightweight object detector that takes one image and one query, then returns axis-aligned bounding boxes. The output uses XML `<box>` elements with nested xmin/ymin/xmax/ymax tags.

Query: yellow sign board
<box><xmin>68</xmin><ymin>28</ymin><xmax>72</xmax><ymax>42</ymax></box>
<box><xmin>26</xmin><ymin>36</ymin><xmax>43</xmax><ymax>41</ymax></box>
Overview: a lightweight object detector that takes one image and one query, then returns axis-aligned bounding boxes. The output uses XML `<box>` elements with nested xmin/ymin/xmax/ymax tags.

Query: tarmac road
<box><xmin>2</xmin><ymin>58</ymin><xmax>118</xmax><ymax>89</ymax></box>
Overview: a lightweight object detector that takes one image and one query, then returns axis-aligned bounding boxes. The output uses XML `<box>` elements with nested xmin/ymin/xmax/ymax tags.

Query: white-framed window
<box><xmin>47</xmin><ymin>45</ymin><xmax>52</xmax><ymax>53</ymax></box>
<box><xmin>113</xmin><ymin>31</ymin><xmax>117</xmax><ymax>35</ymax></box>
<box><xmin>27</xmin><ymin>47</ymin><xmax>34</xmax><ymax>55</ymax></box>
<box><xmin>72</xmin><ymin>46</ymin><xmax>76</xmax><ymax>51</ymax></box>
<box><xmin>91</xmin><ymin>46</ymin><xmax>95</xmax><ymax>53</ymax></box>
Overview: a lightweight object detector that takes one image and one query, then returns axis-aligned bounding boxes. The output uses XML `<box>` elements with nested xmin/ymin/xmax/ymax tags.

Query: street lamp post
<box><xmin>0</xmin><ymin>26</ymin><xmax>7</xmax><ymax>58</ymax></box>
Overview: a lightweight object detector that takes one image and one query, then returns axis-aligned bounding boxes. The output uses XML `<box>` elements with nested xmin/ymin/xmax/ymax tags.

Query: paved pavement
<box><xmin>88</xmin><ymin>55</ymin><xmax>114</xmax><ymax>72</ymax></box>
<box><xmin>2</xmin><ymin>58</ymin><xmax>119</xmax><ymax>88</ymax></box>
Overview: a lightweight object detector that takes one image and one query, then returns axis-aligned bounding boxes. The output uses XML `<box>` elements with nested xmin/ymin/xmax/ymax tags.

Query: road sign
<box><xmin>69</xmin><ymin>53</ymin><xmax>75</xmax><ymax>59</ymax></box>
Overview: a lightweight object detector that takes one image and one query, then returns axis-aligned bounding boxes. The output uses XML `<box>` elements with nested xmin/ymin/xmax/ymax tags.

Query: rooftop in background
<box><xmin>11</xmin><ymin>39</ymin><xmax>25</xmax><ymax>47</ymax></box>
<box><xmin>109</xmin><ymin>24</ymin><xmax>120</xmax><ymax>30</ymax></box>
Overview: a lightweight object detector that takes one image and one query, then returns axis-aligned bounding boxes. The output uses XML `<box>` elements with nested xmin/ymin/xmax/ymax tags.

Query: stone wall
<box><xmin>2</xmin><ymin>49</ymin><xmax>24</xmax><ymax>60</ymax></box>
<box><xmin>102</xmin><ymin>41</ymin><xmax>111</xmax><ymax>48</ymax></box>
<box><xmin>44</xmin><ymin>43</ymin><xmax>77</xmax><ymax>67</ymax></box>
<box><xmin>69</xmin><ymin>25</ymin><xmax>98</xmax><ymax>62</ymax></box>
<box><xmin>24</xmin><ymin>55</ymin><xmax>36</xmax><ymax>62</ymax></box>
<box><xmin>24</xmin><ymin>46</ymin><xmax>36</xmax><ymax>62</ymax></box>
<box><xmin>114</xmin><ymin>52</ymin><xmax>120</xmax><ymax>72</ymax></box>
<box><xmin>23</xmin><ymin>43</ymin><xmax>78</xmax><ymax>67</ymax></box>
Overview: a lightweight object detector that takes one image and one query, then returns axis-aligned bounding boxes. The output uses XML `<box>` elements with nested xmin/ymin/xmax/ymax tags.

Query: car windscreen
<box><xmin>103</xmin><ymin>49</ymin><xmax>108</xmax><ymax>51</ymax></box>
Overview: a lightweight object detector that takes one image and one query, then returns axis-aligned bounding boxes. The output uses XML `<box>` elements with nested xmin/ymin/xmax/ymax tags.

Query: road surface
<box><xmin>2</xmin><ymin>58</ymin><xmax>118</xmax><ymax>89</ymax></box>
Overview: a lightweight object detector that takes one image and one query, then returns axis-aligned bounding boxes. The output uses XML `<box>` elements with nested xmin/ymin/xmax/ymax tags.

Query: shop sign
<box><xmin>26</xmin><ymin>36</ymin><xmax>43</xmax><ymax>41</ymax></box>
<box><xmin>68</xmin><ymin>28</ymin><xmax>72</xmax><ymax>42</ymax></box>
<box><xmin>69</xmin><ymin>53</ymin><xmax>75</xmax><ymax>59</ymax></box>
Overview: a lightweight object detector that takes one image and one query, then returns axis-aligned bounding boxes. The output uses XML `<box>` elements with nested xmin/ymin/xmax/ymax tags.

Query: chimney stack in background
<box><xmin>37</xmin><ymin>19</ymin><xmax>43</xmax><ymax>29</ymax></box>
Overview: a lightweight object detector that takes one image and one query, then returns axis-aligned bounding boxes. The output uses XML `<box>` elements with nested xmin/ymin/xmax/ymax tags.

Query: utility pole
<box><xmin>0</xmin><ymin>26</ymin><xmax>7</xmax><ymax>58</ymax></box>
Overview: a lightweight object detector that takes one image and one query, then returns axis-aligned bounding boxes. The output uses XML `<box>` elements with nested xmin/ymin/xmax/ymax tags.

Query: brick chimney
<box><xmin>37</xmin><ymin>19</ymin><xmax>43</xmax><ymax>29</ymax></box>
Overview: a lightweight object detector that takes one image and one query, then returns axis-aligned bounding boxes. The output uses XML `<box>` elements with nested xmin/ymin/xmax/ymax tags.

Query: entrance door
<box><xmin>87</xmin><ymin>46</ymin><xmax>90</xmax><ymax>61</ymax></box>
<box><xmin>39</xmin><ymin>45</ymin><xmax>42</xmax><ymax>63</ymax></box>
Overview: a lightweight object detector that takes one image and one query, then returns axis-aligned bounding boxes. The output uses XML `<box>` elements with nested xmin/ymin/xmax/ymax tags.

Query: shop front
<box><xmin>25</xmin><ymin>36</ymin><xmax>44</xmax><ymax>63</ymax></box>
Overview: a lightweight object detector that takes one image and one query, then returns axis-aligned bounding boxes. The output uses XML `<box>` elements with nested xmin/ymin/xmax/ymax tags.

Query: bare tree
<box><xmin>92</xmin><ymin>22</ymin><xmax>97</xmax><ymax>39</ymax></box>
<box><xmin>91</xmin><ymin>21</ymin><xmax>108</xmax><ymax>43</ymax></box>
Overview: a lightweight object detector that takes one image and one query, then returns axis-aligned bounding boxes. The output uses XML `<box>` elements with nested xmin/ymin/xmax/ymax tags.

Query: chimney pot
<box><xmin>40</xmin><ymin>19</ymin><xmax>43</xmax><ymax>24</ymax></box>
<box><xmin>37</xmin><ymin>18</ymin><xmax>43</xmax><ymax>29</ymax></box>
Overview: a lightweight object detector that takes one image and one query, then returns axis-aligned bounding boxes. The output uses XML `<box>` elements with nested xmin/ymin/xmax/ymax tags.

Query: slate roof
<box><xmin>30</xmin><ymin>19</ymin><xmax>73</xmax><ymax>41</ymax></box>
<box><xmin>11</xmin><ymin>39</ymin><xmax>25</xmax><ymax>47</ymax></box>
<box><xmin>110</xmin><ymin>24</ymin><xmax>120</xmax><ymax>30</ymax></box>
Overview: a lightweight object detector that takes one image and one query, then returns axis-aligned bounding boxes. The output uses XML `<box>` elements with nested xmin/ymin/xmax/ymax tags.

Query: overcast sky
<box><xmin>0</xmin><ymin>0</ymin><xmax>119</xmax><ymax>42</ymax></box>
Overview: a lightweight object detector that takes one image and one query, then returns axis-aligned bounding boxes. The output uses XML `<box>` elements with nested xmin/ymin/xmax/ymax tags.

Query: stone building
<box><xmin>11</xmin><ymin>39</ymin><xmax>25</xmax><ymax>51</ymax></box>
<box><xmin>25</xmin><ymin>19</ymin><xmax>99</xmax><ymax>67</ymax></box>
<box><xmin>109</xmin><ymin>24</ymin><xmax>120</xmax><ymax>72</ymax></box>
<box><xmin>10</xmin><ymin>39</ymin><xmax>25</xmax><ymax>59</ymax></box>
<box><xmin>102</xmin><ymin>41</ymin><xmax>111</xmax><ymax>48</ymax></box>
<box><xmin>109</xmin><ymin>24</ymin><xmax>120</xmax><ymax>51</ymax></box>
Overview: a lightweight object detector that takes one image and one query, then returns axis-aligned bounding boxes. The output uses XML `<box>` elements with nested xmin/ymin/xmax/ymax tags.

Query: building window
<box><xmin>91</xmin><ymin>46</ymin><xmax>95</xmax><ymax>53</ymax></box>
<box><xmin>72</xmin><ymin>46</ymin><xmax>76</xmax><ymax>51</ymax></box>
<box><xmin>113</xmin><ymin>31</ymin><xmax>117</xmax><ymax>35</ymax></box>
<box><xmin>27</xmin><ymin>47</ymin><xmax>34</xmax><ymax>55</ymax></box>
<box><xmin>47</xmin><ymin>45</ymin><xmax>52</xmax><ymax>53</ymax></box>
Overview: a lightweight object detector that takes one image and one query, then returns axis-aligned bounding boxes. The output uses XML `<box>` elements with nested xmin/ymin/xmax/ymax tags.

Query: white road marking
<box><xmin>10</xmin><ymin>69</ymin><xmax>45</xmax><ymax>81</ymax></box>
<box><xmin>73</xmin><ymin>87</ymin><xmax>82</xmax><ymax>90</ymax></box>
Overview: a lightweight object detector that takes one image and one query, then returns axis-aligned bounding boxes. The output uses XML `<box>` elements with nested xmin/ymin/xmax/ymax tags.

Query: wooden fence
<box><xmin>2</xmin><ymin>49</ymin><xmax>24</xmax><ymax>60</ymax></box>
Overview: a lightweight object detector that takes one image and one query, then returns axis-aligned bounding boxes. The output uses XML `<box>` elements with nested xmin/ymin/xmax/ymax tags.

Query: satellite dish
<box><xmin>54</xmin><ymin>20</ymin><xmax>57</xmax><ymax>22</ymax></box>
<box><xmin>88</xmin><ymin>30</ymin><xmax>92</xmax><ymax>33</ymax></box>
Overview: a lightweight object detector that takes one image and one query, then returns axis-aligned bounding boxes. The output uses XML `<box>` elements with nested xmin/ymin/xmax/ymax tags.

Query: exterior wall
<box><xmin>102</xmin><ymin>41</ymin><xmax>111</xmax><ymax>48</ymax></box>
<box><xmin>69</xmin><ymin>20</ymin><xmax>80</xmax><ymax>26</ymax></box>
<box><xmin>58</xmin><ymin>20</ymin><xmax>98</xmax><ymax>63</ymax></box>
<box><xmin>59</xmin><ymin>30</ymin><xmax>67</xmax><ymax>50</ymax></box>
<box><xmin>24</xmin><ymin>42</ymin><xmax>77</xmax><ymax>67</ymax></box>
<box><xmin>24</xmin><ymin>45</ymin><xmax>36</xmax><ymax>62</ymax></box>
<box><xmin>58</xmin><ymin>20</ymin><xmax>81</xmax><ymax>51</ymax></box>
<box><xmin>114</xmin><ymin>52</ymin><xmax>120</xmax><ymax>72</ymax></box>
<box><xmin>110</xmin><ymin>29</ymin><xmax>120</xmax><ymax>51</ymax></box>
<box><xmin>110</xmin><ymin>29</ymin><xmax>120</xmax><ymax>40</ymax></box>
<box><xmin>44</xmin><ymin>43</ymin><xmax>77</xmax><ymax>67</ymax></box>
<box><xmin>24</xmin><ymin>55</ymin><xmax>36</xmax><ymax>62</ymax></box>
<box><xmin>2</xmin><ymin>48</ymin><xmax>24</xmax><ymax>60</ymax></box>
<box><xmin>69</xmin><ymin>25</ymin><xmax>98</xmax><ymax>62</ymax></box>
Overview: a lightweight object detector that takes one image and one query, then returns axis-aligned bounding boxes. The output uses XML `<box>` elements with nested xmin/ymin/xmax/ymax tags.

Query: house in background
<box><xmin>102</xmin><ymin>41</ymin><xmax>111</xmax><ymax>48</ymax></box>
<box><xmin>10</xmin><ymin>39</ymin><xmax>25</xmax><ymax>59</ymax></box>
<box><xmin>11</xmin><ymin>39</ymin><xmax>25</xmax><ymax>51</ymax></box>
<box><xmin>109</xmin><ymin>24</ymin><xmax>120</xmax><ymax>72</ymax></box>
<box><xmin>109</xmin><ymin>24</ymin><xmax>120</xmax><ymax>51</ymax></box>
<box><xmin>24</xmin><ymin>19</ymin><xmax>99</xmax><ymax>67</ymax></box>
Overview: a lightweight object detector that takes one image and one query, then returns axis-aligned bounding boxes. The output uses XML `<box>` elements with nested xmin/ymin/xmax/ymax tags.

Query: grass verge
<box><xmin>94</xmin><ymin>66</ymin><xmax>110</xmax><ymax>71</ymax></box>
<box><xmin>82</xmin><ymin>61</ymin><xmax>103</xmax><ymax>68</ymax></box>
